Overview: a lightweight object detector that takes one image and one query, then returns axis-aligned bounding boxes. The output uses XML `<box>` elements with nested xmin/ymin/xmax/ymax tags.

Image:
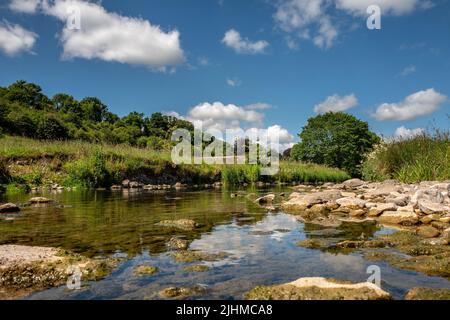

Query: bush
<box><xmin>362</xmin><ymin>130</ymin><xmax>450</xmax><ymax>183</ymax></box>
<box><xmin>292</xmin><ymin>112</ymin><xmax>380</xmax><ymax>177</ymax></box>
<box><xmin>65</xmin><ymin>151</ymin><xmax>112</xmax><ymax>187</ymax></box>
<box><xmin>36</xmin><ymin>114</ymin><xmax>69</xmax><ymax>140</ymax></box>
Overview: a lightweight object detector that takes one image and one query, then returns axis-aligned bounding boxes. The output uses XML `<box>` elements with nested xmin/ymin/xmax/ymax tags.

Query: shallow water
<box><xmin>1</xmin><ymin>188</ymin><xmax>450</xmax><ymax>300</ymax></box>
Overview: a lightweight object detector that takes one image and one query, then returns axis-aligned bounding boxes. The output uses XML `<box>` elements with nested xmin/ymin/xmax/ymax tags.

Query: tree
<box><xmin>4</xmin><ymin>80</ymin><xmax>50</xmax><ymax>110</ymax></box>
<box><xmin>36</xmin><ymin>114</ymin><xmax>69</xmax><ymax>140</ymax></box>
<box><xmin>292</xmin><ymin>112</ymin><xmax>380</xmax><ymax>177</ymax></box>
<box><xmin>79</xmin><ymin>97</ymin><xmax>108</xmax><ymax>122</ymax></box>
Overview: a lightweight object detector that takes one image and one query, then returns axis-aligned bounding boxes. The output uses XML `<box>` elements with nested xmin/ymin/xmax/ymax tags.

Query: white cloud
<box><xmin>400</xmin><ymin>65</ymin><xmax>416</xmax><ymax>76</ymax></box>
<box><xmin>314</xmin><ymin>94</ymin><xmax>358</xmax><ymax>113</ymax></box>
<box><xmin>245</xmin><ymin>103</ymin><xmax>272</xmax><ymax>110</ymax></box>
<box><xmin>394</xmin><ymin>126</ymin><xmax>424</xmax><ymax>139</ymax></box>
<box><xmin>372</xmin><ymin>88</ymin><xmax>447</xmax><ymax>121</ymax></box>
<box><xmin>336</xmin><ymin>0</ymin><xmax>423</xmax><ymax>16</ymax></box>
<box><xmin>40</xmin><ymin>0</ymin><xmax>184</xmax><ymax>70</ymax></box>
<box><xmin>222</xmin><ymin>29</ymin><xmax>269</xmax><ymax>54</ymax></box>
<box><xmin>274</xmin><ymin>0</ymin><xmax>338</xmax><ymax>49</ymax></box>
<box><xmin>9</xmin><ymin>0</ymin><xmax>41</xmax><ymax>13</ymax></box>
<box><xmin>187</xmin><ymin>101</ymin><xmax>264</xmax><ymax>131</ymax></box>
<box><xmin>0</xmin><ymin>21</ymin><xmax>37</xmax><ymax>56</ymax></box>
<box><xmin>226</xmin><ymin>78</ymin><xmax>242</xmax><ymax>87</ymax></box>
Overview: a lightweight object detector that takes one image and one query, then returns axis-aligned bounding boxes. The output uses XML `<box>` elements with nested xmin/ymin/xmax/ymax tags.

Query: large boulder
<box><xmin>282</xmin><ymin>191</ymin><xmax>341</xmax><ymax>211</ymax></box>
<box><xmin>336</xmin><ymin>197</ymin><xmax>366</xmax><ymax>209</ymax></box>
<box><xmin>368</xmin><ymin>203</ymin><xmax>397</xmax><ymax>217</ymax></box>
<box><xmin>342</xmin><ymin>179</ymin><xmax>365</xmax><ymax>189</ymax></box>
<box><xmin>379</xmin><ymin>211</ymin><xmax>419</xmax><ymax>226</ymax></box>
<box><xmin>245</xmin><ymin>277</ymin><xmax>391</xmax><ymax>300</ymax></box>
<box><xmin>418</xmin><ymin>201</ymin><xmax>450</xmax><ymax>215</ymax></box>
<box><xmin>0</xmin><ymin>203</ymin><xmax>20</xmax><ymax>213</ymax></box>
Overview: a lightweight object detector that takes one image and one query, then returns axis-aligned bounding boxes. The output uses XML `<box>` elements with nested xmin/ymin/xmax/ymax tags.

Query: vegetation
<box><xmin>221</xmin><ymin>162</ymin><xmax>350</xmax><ymax>186</ymax></box>
<box><xmin>362</xmin><ymin>130</ymin><xmax>450</xmax><ymax>183</ymax></box>
<box><xmin>291</xmin><ymin>112</ymin><xmax>380</xmax><ymax>177</ymax></box>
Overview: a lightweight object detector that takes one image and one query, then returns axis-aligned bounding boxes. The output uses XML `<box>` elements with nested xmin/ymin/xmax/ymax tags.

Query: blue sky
<box><xmin>0</xmin><ymin>0</ymin><xmax>449</xmax><ymax>149</ymax></box>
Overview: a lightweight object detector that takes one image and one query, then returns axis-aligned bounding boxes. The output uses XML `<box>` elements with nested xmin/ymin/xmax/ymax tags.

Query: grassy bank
<box><xmin>362</xmin><ymin>130</ymin><xmax>450</xmax><ymax>183</ymax></box>
<box><xmin>0</xmin><ymin>135</ymin><xmax>349</xmax><ymax>193</ymax></box>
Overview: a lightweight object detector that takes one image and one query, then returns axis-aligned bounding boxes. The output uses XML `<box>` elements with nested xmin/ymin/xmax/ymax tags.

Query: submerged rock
<box><xmin>28</xmin><ymin>197</ymin><xmax>53</xmax><ymax>204</ymax></box>
<box><xmin>183</xmin><ymin>265</ymin><xmax>210</xmax><ymax>272</ymax></box>
<box><xmin>167</xmin><ymin>237</ymin><xmax>189</xmax><ymax>250</ymax></box>
<box><xmin>0</xmin><ymin>203</ymin><xmax>20</xmax><ymax>213</ymax></box>
<box><xmin>0</xmin><ymin>245</ymin><xmax>119</xmax><ymax>299</ymax></box>
<box><xmin>159</xmin><ymin>285</ymin><xmax>207</xmax><ymax>299</ymax></box>
<box><xmin>133</xmin><ymin>265</ymin><xmax>158</xmax><ymax>276</ymax></box>
<box><xmin>171</xmin><ymin>251</ymin><xmax>228</xmax><ymax>263</ymax></box>
<box><xmin>254</xmin><ymin>194</ymin><xmax>276</xmax><ymax>205</ymax></box>
<box><xmin>245</xmin><ymin>277</ymin><xmax>391</xmax><ymax>300</ymax></box>
<box><xmin>156</xmin><ymin>219</ymin><xmax>198</xmax><ymax>231</ymax></box>
<box><xmin>405</xmin><ymin>287</ymin><xmax>450</xmax><ymax>300</ymax></box>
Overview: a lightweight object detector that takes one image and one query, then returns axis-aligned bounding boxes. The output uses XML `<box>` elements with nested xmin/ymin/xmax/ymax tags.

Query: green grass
<box><xmin>221</xmin><ymin>162</ymin><xmax>350</xmax><ymax>186</ymax></box>
<box><xmin>0</xmin><ymin>135</ymin><xmax>350</xmax><ymax>192</ymax></box>
<box><xmin>362</xmin><ymin>130</ymin><xmax>450</xmax><ymax>183</ymax></box>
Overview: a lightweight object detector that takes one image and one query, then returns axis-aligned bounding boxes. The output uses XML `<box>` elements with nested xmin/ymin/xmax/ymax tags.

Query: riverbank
<box><xmin>0</xmin><ymin>135</ymin><xmax>350</xmax><ymax>194</ymax></box>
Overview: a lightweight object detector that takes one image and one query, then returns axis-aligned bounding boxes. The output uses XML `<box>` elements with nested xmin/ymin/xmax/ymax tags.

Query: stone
<box><xmin>416</xmin><ymin>226</ymin><xmax>440</xmax><ymax>238</ymax></box>
<box><xmin>129</xmin><ymin>181</ymin><xmax>142</xmax><ymax>188</ymax></box>
<box><xmin>379</xmin><ymin>211</ymin><xmax>419</xmax><ymax>226</ymax></box>
<box><xmin>244</xmin><ymin>277</ymin><xmax>391</xmax><ymax>300</ymax></box>
<box><xmin>340</xmin><ymin>192</ymin><xmax>356</xmax><ymax>197</ymax></box>
<box><xmin>418</xmin><ymin>201</ymin><xmax>450</xmax><ymax>214</ymax></box>
<box><xmin>254</xmin><ymin>194</ymin><xmax>276</xmax><ymax>205</ymax></box>
<box><xmin>442</xmin><ymin>227</ymin><xmax>450</xmax><ymax>240</ymax></box>
<box><xmin>156</xmin><ymin>219</ymin><xmax>198</xmax><ymax>231</ymax></box>
<box><xmin>342</xmin><ymin>179</ymin><xmax>365</xmax><ymax>189</ymax></box>
<box><xmin>336</xmin><ymin>197</ymin><xmax>366</xmax><ymax>209</ymax></box>
<box><xmin>28</xmin><ymin>197</ymin><xmax>53</xmax><ymax>204</ymax></box>
<box><xmin>367</xmin><ymin>203</ymin><xmax>397</xmax><ymax>217</ymax></box>
<box><xmin>385</xmin><ymin>195</ymin><xmax>409</xmax><ymax>206</ymax></box>
<box><xmin>167</xmin><ymin>237</ymin><xmax>189</xmax><ymax>250</ymax></box>
<box><xmin>431</xmin><ymin>221</ymin><xmax>448</xmax><ymax>230</ymax></box>
<box><xmin>174</xmin><ymin>182</ymin><xmax>187</xmax><ymax>189</ymax></box>
<box><xmin>160</xmin><ymin>285</ymin><xmax>207</xmax><ymax>299</ymax></box>
<box><xmin>420</xmin><ymin>214</ymin><xmax>441</xmax><ymax>224</ymax></box>
<box><xmin>349</xmin><ymin>209</ymin><xmax>366</xmax><ymax>218</ymax></box>
<box><xmin>183</xmin><ymin>265</ymin><xmax>210</xmax><ymax>272</ymax></box>
<box><xmin>171</xmin><ymin>251</ymin><xmax>228</xmax><ymax>263</ymax></box>
<box><xmin>133</xmin><ymin>265</ymin><xmax>158</xmax><ymax>276</ymax></box>
<box><xmin>121</xmin><ymin>179</ymin><xmax>130</xmax><ymax>188</ymax></box>
<box><xmin>0</xmin><ymin>203</ymin><xmax>20</xmax><ymax>213</ymax></box>
<box><xmin>405</xmin><ymin>287</ymin><xmax>450</xmax><ymax>300</ymax></box>
<box><xmin>282</xmin><ymin>190</ymin><xmax>342</xmax><ymax>211</ymax></box>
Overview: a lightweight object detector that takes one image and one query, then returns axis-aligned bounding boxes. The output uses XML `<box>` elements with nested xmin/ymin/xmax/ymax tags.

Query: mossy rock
<box><xmin>183</xmin><ymin>265</ymin><xmax>210</xmax><ymax>272</ymax></box>
<box><xmin>405</xmin><ymin>287</ymin><xmax>450</xmax><ymax>300</ymax></box>
<box><xmin>133</xmin><ymin>265</ymin><xmax>158</xmax><ymax>276</ymax></box>
<box><xmin>159</xmin><ymin>285</ymin><xmax>207</xmax><ymax>299</ymax></box>
<box><xmin>245</xmin><ymin>277</ymin><xmax>391</xmax><ymax>300</ymax></box>
<box><xmin>171</xmin><ymin>251</ymin><xmax>228</xmax><ymax>263</ymax></box>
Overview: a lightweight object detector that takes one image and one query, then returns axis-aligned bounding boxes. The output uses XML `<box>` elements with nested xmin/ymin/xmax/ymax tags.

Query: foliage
<box><xmin>292</xmin><ymin>112</ymin><xmax>380</xmax><ymax>177</ymax></box>
<box><xmin>362</xmin><ymin>130</ymin><xmax>450</xmax><ymax>183</ymax></box>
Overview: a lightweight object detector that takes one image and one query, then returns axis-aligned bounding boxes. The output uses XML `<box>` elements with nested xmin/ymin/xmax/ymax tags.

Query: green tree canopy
<box><xmin>291</xmin><ymin>112</ymin><xmax>380</xmax><ymax>177</ymax></box>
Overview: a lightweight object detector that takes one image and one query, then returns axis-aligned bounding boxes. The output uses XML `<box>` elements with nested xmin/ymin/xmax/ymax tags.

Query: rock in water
<box><xmin>254</xmin><ymin>194</ymin><xmax>276</xmax><ymax>205</ymax></box>
<box><xmin>0</xmin><ymin>203</ymin><xmax>20</xmax><ymax>213</ymax></box>
<box><xmin>28</xmin><ymin>197</ymin><xmax>53</xmax><ymax>204</ymax></box>
<box><xmin>378</xmin><ymin>211</ymin><xmax>419</xmax><ymax>226</ymax></box>
<box><xmin>156</xmin><ymin>219</ymin><xmax>198</xmax><ymax>231</ymax></box>
<box><xmin>245</xmin><ymin>277</ymin><xmax>391</xmax><ymax>300</ymax></box>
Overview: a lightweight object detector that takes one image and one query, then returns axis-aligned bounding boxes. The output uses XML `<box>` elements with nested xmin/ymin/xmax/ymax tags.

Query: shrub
<box><xmin>36</xmin><ymin>114</ymin><xmax>69</xmax><ymax>140</ymax></box>
<box><xmin>65</xmin><ymin>151</ymin><xmax>112</xmax><ymax>187</ymax></box>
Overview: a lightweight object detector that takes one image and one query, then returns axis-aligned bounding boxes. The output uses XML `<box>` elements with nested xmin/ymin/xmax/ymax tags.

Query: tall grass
<box><xmin>221</xmin><ymin>162</ymin><xmax>350</xmax><ymax>186</ymax></box>
<box><xmin>362</xmin><ymin>130</ymin><xmax>450</xmax><ymax>183</ymax></box>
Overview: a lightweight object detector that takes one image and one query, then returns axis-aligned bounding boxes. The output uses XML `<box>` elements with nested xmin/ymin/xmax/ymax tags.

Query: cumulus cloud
<box><xmin>274</xmin><ymin>0</ymin><xmax>338</xmax><ymax>49</ymax></box>
<box><xmin>186</xmin><ymin>101</ymin><xmax>264</xmax><ymax>131</ymax></box>
<box><xmin>336</xmin><ymin>0</ymin><xmax>424</xmax><ymax>16</ymax></box>
<box><xmin>314</xmin><ymin>94</ymin><xmax>358</xmax><ymax>113</ymax></box>
<box><xmin>372</xmin><ymin>88</ymin><xmax>447</xmax><ymax>121</ymax></box>
<box><xmin>37</xmin><ymin>0</ymin><xmax>184</xmax><ymax>70</ymax></box>
<box><xmin>0</xmin><ymin>21</ymin><xmax>37</xmax><ymax>56</ymax></box>
<box><xmin>9</xmin><ymin>0</ymin><xmax>41</xmax><ymax>13</ymax></box>
<box><xmin>394</xmin><ymin>126</ymin><xmax>424</xmax><ymax>139</ymax></box>
<box><xmin>222</xmin><ymin>29</ymin><xmax>269</xmax><ymax>54</ymax></box>
<box><xmin>274</xmin><ymin>0</ymin><xmax>429</xmax><ymax>49</ymax></box>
